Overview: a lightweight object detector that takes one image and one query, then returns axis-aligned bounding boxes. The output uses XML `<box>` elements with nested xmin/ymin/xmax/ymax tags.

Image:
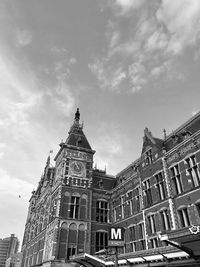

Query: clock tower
<box><xmin>52</xmin><ymin>108</ymin><xmax>95</xmax><ymax>260</ymax></box>
<box><xmin>54</xmin><ymin>108</ymin><xmax>95</xmax><ymax>188</ymax></box>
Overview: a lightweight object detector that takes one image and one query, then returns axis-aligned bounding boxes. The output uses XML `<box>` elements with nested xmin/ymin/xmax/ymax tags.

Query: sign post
<box><xmin>108</xmin><ymin>227</ymin><xmax>124</xmax><ymax>267</ymax></box>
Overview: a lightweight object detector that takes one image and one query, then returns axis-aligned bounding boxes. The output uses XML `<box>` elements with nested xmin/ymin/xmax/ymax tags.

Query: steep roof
<box><xmin>141</xmin><ymin>127</ymin><xmax>163</xmax><ymax>154</ymax></box>
<box><xmin>65</xmin><ymin>108</ymin><xmax>92</xmax><ymax>150</ymax></box>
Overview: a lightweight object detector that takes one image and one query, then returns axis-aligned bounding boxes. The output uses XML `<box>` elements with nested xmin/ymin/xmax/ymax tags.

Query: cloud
<box><xmin>69</xmin><ymin>57</ymin><xmax>77</xmax><ymax>65</ymax></box>
<box><xmin>191</xmin><ymin>109</ymin><xmax>199</xmax><ymax>116</ymax></box>
<box><xmin>150</xmin><ymin>61</ymin><xmax>170</xmax><ymax>78</ymax></box>
<box><xmin>145</xmin><ymin>28</ymin><xmax>168</xmax><ymax>52</ymax></box>
<box><xmin>128</xmin><ymin>62</ymin><xmax>146</xmax><ymax>92</ymax></box>
<box><xmin>92</xmin><ymin>123</ymin><xmax>125</xmax><ymax>172</ymax></box>
<box><xmin>156</xmin><ymin>0</ymin><xmax>200</xmax><ymax>54</ymax></box>
<box><xmin>111</xmin><ymin>67</ymin><xmax>126</xmax><ymax>88</ymax></box>
<box><xmin>0</xmin><ymin>43</ymin><xmax>75</xmax><ymax>131</ymax></box>
<box><xmin>113</xmin><ymin>0</ymin><xmax>146</xmax><ymax>15</ymax></box>
<box><xmin>0</xmin><ymin>168</ymin><xmax>34</xmax><ymax>198</ymax></box>
<box><xmin>51</xmin><ymin>47</ymin><xmax>68</xmax><ymax>55</ymax></box>
<box><xmin>88</xmin><ymin>59</ymin><xmax>126</xmax><ymax>91</ymax></box>
<box><xmin>0</xmin><ymin>51</ymin><xmax>43</xmax><ymax>139</ymax></box>
<box><xmin>53</xmin><ymin>80</ymin><xmax>75</xmax><ymax>116</ymax></box>
<box><xmin>98</xmin><ymin>0</ymin><xmax>200</xmax><ymax>93</ymax></box>
<box><xmin>14</xmin><ymin>28</ymin><xmax>33</xmax><ymax>47</ymax></box>
<box><xmin>0</xmin><ymin>168</ymin><xmax>34</xmax><ymax>241</ymax></box>
<box><xmin>0</xmin><ymin>42</ymin><xmax>76</xmax><ymax>189</ymax></box>
<box><xmin>0</xmin><ymin>142</ymin><xmax>6</xmax><ymax>159</ymax></box>
<box><xmin>109</xmin><ymin>31</ymin><xmax>120</xmax><ymax>49</ymax></box>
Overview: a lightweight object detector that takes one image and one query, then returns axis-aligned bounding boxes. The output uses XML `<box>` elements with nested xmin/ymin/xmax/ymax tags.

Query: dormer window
<box><xmin>98</xmin><ymin>179</ymin><xmax>103</xmax><ymax>189</ymax></box>
<box><xmin>76</xmin><ymin>137</ymin><xmax>82</xmax><ymax>146</ymax></box>
<box><xmin>172</xmin><ymin>134</ymin><xmax>179</xmax><ymax>144</ymax></box>
<box><xmin>145</xmin><ymin>148</ymin><xmax>153</xmax><ymax>165</ymax></box>
<box><xmin>182</xmin><ymin>130</ymin><xmax>192</xmax><ymax>140</ymax></box>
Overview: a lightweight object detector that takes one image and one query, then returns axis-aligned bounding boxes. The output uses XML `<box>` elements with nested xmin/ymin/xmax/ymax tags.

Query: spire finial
<box><xmin>75</xmin><ymin>108</ymin><xmax>80</xmax><ymax>122</ymax></box>
<box><xmin>163</xmin><ymin>129</ymin><xmax>167</xmax><ymax>140</ymax></box>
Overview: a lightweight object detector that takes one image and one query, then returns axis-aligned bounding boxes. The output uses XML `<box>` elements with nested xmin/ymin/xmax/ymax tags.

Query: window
<box><xmin>138</xmin><ymin>223</ymin><xmax>145</xmax><ymax>239</ymax></box>
<box><xmin>137</xmin><ymin>223</ymin><xmax>146</xmax><ymax>253</ymax></box>
<box><xmin>139</xmin><ymin>240</ymin><xmax>146</xmax><ymax>250</ymax></box>
<box><xmin>196</xmin><ymin>203</ymin><xmax>200</xmax><ymax>217</ymax></box>
<box><xmin>127</xmin><ymin>191</ymin><xmax>133</xmax><ymax>215</ymax></box>
<box><xmin>150</xmin><ymin>238</ymin><xmax>158</xmax><ymax>248</ymax></box>
<box><xmin>69</xmin><ymin>196</ymin><xmax>80</xmax><ymax>219</ymax></box>
<box><xmin>145</xmin><ymin>149</ymin><xmax>153</xmax><ymax>165</ymax></box>
<box><xmin>67</xmin><ymin>247</ymin><xmax>76</xmax><ymax>260</ymax></box>
<box><xmin>129</xmin><ymin>225</ymin><xmax>136</xmax><ymax>241</ymax></box>
<box><xmin>96</xmin><ymin>231</ymin><xmax>108</xmax><ymax>252</ymax></box>
<box><xmin>178</xmin><ymin>208</ymin><xmax>190</xmax><ymax>227</ymax></box>
<box><xmin>143</xmin><ymin>180</ymin><xmax>152</xmax><ymax>206</ymax></box>
<box><xmin>96</xmin><ymin>201</ymin><xmax>108</xmax><ymax>223</ymax></box>
<box><xmin>148</xmin><ymin>214</ymin><xmax>156</xmax><ymax>234</ymax></box>
<box><xmin>134</xmin><ymin>188</ymin><xmax>141</xmax><ymax>212</ymax></box>
<box><xmin>131</xmin><ymin>242</ymin><xmax>136</xmax><ymax>252</ymax></box>
<box><xmin>112</xmin><ymin>201</ymin><xmax>117</xmax><ymax>222</ymax></box>
<box><xmin>155</xmin><ymin>172</ymin><xmax>165</xmax><ymax>200</ymax></box>
<box><xmin>160</xmin><ymin>209</ymin><xmax>171</xmax><ymax>230</ymax></box>
<box><xmin>185</xmin><ymin>155</ymin><xmax>200</xmax><ymax>188</ymax></box>
<box><xmin>170</xmin><ymin>164</ymin><xmax>183</xmax><ymax>195</ymax></box>
<box><xmin>120</xmin><ymin>195</ymin><xmax>125</xmax><ymax>219</ymax></box>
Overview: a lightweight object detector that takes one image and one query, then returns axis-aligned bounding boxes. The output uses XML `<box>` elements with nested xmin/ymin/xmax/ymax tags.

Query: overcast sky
<box><xmin>1</xmin><ymin>0</ymin><xmax>200</xmax><ymax>244</ymax></box>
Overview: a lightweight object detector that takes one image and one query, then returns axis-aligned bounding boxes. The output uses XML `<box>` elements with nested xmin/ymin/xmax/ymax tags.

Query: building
<box><xmin>5</xmin><ymin>253</ymin><xmax>22</xmax><ymax>267</ymax></box>
<box><xmin>0</xmin><ymin>235</ymin><xmax>19</xmax><ymax>267</ymax></box>
<box><xmin>21</xmin><ymin>109</ymin><xmax>200</xmax><ymax>267</ymax></box>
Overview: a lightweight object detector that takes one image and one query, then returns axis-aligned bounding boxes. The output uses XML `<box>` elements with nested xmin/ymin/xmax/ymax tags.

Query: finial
<box><xmin>46</xmin><ymin>155</ymin><xmax>50</xmax><ymax>166</ymax></box>
<box><xmin>46</xmin><ymin>150</ymin><xmax>53</xmax><ymax>166</ymax></box>
<box><xmin>163</xmin><ymin>129</ymin><xmax>167</xmax><ymax>140</ymax></box>
<box><xmin>75</xmin><ymin>108</ymin><xmax>80</xmax><ymax>122</ymax></box>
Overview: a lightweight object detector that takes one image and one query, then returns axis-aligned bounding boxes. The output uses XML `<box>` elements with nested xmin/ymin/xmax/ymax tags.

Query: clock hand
<box><xmin>74</xmin><ymin>162</ymin><xmax>79</xmax><ymax>169</ymax></box>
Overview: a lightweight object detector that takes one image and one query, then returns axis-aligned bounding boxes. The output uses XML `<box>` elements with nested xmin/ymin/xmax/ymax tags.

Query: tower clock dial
<box><xmin>69</xmin><ymin>160</ymin><xmax>86</xmax><ymax>177</ymax></box>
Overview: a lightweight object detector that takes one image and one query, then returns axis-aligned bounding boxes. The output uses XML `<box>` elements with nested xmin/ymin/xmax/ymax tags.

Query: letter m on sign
<box><xmin>111</xmin><ymin>228</ymin><xmax>121</xmax><ymax>240</ymax></box>
<box><xmin>108</xmin><ymin>227</ymin><xmax>124</xmax><ymax>247</ymax></box>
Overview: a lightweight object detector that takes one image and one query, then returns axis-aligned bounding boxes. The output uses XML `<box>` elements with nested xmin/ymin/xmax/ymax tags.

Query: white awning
<box><xmin>127</xmin><ymin>257</ymin><xmax>145</xmax><ymax>263</ymax></box>
<box><xmin>164</xmin><ymin>251</ymin><xmax>189</xmax><ymax>259</ymax></box>
<box><xmin>143</xmin><ymin>255</ymin><xmax>163</xmax><ymax>261</ymax></box>
<box><xmin>118</xmin><ymin>259</ymin><xmax>127</xmax><ymax>264</ymax></box>
<box><xmin>105</xmin><ymin>261</ymin><xmax>114</xmax><ymax>266</ymax></box>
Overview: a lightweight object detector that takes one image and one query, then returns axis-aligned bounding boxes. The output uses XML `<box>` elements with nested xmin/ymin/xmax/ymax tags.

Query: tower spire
<box><xmin>75</xmin><ymin>108</ymin><xmax>80</xmax><ymax>123</ymax></box>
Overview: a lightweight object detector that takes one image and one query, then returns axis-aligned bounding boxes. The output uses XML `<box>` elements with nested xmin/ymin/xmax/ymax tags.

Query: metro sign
<box><xmin>108</xmin><ymin>227</ymin><xmax>125</xmax><ymax>247</ymax></box>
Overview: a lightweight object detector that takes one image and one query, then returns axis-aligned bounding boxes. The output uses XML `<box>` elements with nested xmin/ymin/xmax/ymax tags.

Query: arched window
<box><xmin>80</xmin><ymin>194</ymin><xmax>87</xmax><ymax>220</ymax></box>
<box><xmin>96</xmin><ymin>200</ymin><xmax>108</xmax><ymax>223</ymax></box>
<box><xmin>67</xmin><ymin>223</ymin><xmax>77</xmax><ymax>260</ymax></box>
<box><xmin>69</xmin><ymin>194</ymin><xmax>80</xmax><ymax>219</ymax></box>
<box><xmin>77</xmin><ymin>224</ymin><xmax>85</xmax><ymax>254</ymax></box>
<box><xmin>95</xmin><ymin>230</ymin><xmax>108</xmax><ymax>252</ymax></box>
<box><xmin>58</xmin><ymin>222</ymin><xmax>68</xmax><ymax>259</ymax></box>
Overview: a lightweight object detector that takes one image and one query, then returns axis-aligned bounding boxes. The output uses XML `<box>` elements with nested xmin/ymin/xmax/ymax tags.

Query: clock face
<box><xmin>69</xmin><ymin>160</ymin><xmax>85</xmax><ymax>177</ymax></box>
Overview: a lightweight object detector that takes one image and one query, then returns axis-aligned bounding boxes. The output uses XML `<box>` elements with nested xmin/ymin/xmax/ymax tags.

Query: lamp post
<box><xmin>114</xmin><ymin>247</ymin><xmax>118</xmax><ymax>267</ymax></box>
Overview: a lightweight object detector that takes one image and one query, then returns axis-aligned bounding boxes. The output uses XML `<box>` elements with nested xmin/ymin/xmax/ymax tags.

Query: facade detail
<box><xmin>21</xmin><ymin>109</ymin><xmax>200</xmax><ymax>267</ymax></box>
